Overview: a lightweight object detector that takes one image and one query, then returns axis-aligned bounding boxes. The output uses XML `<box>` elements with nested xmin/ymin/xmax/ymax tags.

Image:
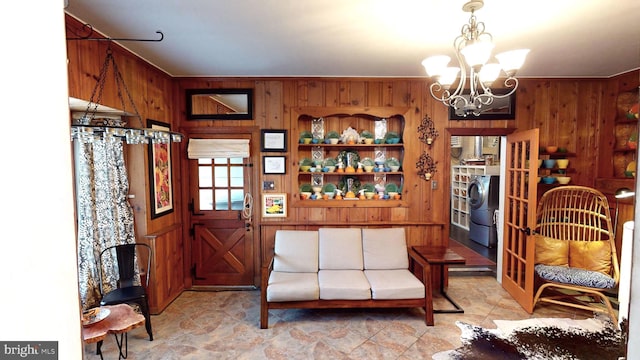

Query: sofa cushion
<box><xmin>318</xmin><ymin>270</ymin><xmax>371</xmax><ymax>300</ymax></box>
<box><xmin>274</xmin><ymin>230</ymin><xmax>319</xmax><ymax>272</ymax></box>
<box><xmin>362</xmin><ymin>228</ymin><xmax>408</xmax><ymax>270</ymax></box>
<box><xmin>267</xmin><ymin>272</ymin><xmax>319</xmax><ymax>302</ymax></box>
<box><xmin>364</xmin><ymin>269</ymin><xmax>425</xmax><ymax>300</ymax></box>
<box><xmin>318</xmin><ymin>228</ymin><xmax>363</xmax><ymax>270</ymax></box>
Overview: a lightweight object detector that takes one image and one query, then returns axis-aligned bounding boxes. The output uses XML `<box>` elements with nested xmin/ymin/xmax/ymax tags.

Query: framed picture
<box><xmin>449</xmin><ymin>90</ymin><xmax>516</xmax><ymax>120</ymax></box>
<box><xmin>262</xmin><ymin>193</ymin><xmax>287</xmax><ymax>218</ymax></box>
<box><xmin>263</xmin><ymin>156</ymin><xmax>286</xmax><ymax>174</ymax></box>
<box><xmin>261</xmin><ymin>129</ymin><xmax>287</xmax><ymax>152</ymax></box>
<box><xmin>147</xmin><ymin>119</ymin><xmax>174</xmax><ymax>218</ymax></box>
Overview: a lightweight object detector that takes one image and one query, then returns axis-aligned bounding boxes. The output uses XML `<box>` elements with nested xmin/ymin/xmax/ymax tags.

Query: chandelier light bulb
<box><xmin>439</xmin><ymin>67</ymin><xmax>461</xmax><ymax>87</ymax></box>
<box><xmin>496</xmin><ymin>49</ymin><xmax>530</xmax><ymax>77</ymax></box>
<box><xmin>478</xmin><ymin>63</ymin><xmax>501</xmax><ymax>85</ymax></box>
<box><xmin>422</xmin><ymin>55</ymin><xmax>451</xmax><ymax>78</ymax></box>
<box><xmin>460</xmin><ymin>40</ymin><xmax>494</xmax><ymax>68</ymax></box>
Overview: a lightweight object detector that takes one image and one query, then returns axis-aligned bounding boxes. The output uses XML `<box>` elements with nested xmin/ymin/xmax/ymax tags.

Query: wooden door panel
<box><xmin>193</xmin><ymin>221</ymin><xmax>252</xmax><ymax>285</ymax></box>
<box><xmin>501</xmin><ymin>128</ymin><xmax>539</xmax><ymax>313</ymax></box>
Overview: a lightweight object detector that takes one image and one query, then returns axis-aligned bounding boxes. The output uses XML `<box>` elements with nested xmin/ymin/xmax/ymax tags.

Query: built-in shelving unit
<box><xmin>451</xmin><ymin>165</ymin><xmax>499</xmax><ymax>230</ymax></box>
<box><xmin>292</xmin><ymin>108</ymin><xmax>408</xmax><ymax>208</ymax></box>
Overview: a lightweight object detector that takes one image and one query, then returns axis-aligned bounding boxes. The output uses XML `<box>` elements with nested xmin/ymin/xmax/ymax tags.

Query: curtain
<box><xmin>75</xmin><ymin>136</ymin><xmax>137</xmax><ymax>309</ymax></box>
<box><xmin>187</xmin><ymin>138</ymin><xmax>250</xmax><ymax>159</ymax></box>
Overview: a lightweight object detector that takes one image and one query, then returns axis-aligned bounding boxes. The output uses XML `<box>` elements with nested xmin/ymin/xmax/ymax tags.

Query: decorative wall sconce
<box><xmin>417</xmin><ymin>115</ymin><xmax>438</xmax><ymax>146</ymax></box>
<box><xmin>416</xmin><ymin>152</ymin><xmax>438</xmax><ymax>181</ymax></box>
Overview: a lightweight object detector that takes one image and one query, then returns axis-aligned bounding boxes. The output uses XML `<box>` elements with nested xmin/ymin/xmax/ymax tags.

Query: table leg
<box><xmin>433</xmin><ymin>264</ymin><xmax>464</xmax><ymax>314</ymax></box>
<box><xmin>114</xmin><ymin>333</ymin><xmax>129</xmax><ymax>359</ymax></box>
<box><xmin>95</xmin><ymin>341</ymin><xmax>104</xmax><ymax>360</ymax></box>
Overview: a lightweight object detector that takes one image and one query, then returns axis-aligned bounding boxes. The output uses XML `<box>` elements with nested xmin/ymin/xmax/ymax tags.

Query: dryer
<box><xmin>467</xmin><ymin>175</ymin><xmax>500</xmax><ymax>247</ymax></box>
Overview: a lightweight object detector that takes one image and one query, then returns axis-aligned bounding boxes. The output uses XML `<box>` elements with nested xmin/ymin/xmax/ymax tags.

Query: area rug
<box><xmin>432</xmin><ymin>317</ymin><xmax>626</xmax><ymax>360</ymax></box>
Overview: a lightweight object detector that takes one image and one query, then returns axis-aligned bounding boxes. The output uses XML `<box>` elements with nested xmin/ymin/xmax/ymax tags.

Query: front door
<box><xmin>501</xmin><ymin>128</ymin><xmax>539</xmax><ymax>312</ymax></box>
<box><xmin>188</xmin><ymin>135</ymin><xmax>255</xmax><ymax>287</ymax></box>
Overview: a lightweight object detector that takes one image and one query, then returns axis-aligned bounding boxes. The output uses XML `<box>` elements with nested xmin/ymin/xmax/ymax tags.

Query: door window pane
<box><xmin>230</xmin><ymin>189</ymin><xmax>244</xmax><ymax>210</ymax></box>
<box><xmin>214</xmin><ymin>166</ymin><xmax>228</xmax><ymax>187</ymax></box>
<box><xmin>199</xmin><ymin>189</ymin><xmax>213</xmax><ymax>210</ymax></box>
<box><xmin>215</xmin><ymin>189</ymin><xmax>229</xmax><ymax>210</ymax></box>
<box><xmin>198</xmin><ymin>166</ymin><xmax>212</xmax><ymax>187</ymax></box>
<box><xmin>230</xmin><ymin>166</ymin><xmax>243</xmax><ymax>187</ymax></box>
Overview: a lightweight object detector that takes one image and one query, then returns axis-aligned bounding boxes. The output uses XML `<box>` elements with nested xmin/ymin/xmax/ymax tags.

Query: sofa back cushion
<box><xmin>362</xmin><ymin>228</ymin><xmax>408</xmax><ymax>269</ymax></box>
<box><xmin>274</xmin><ymin>230</ymin><xmax>318</xmax><ymax>272</ymax></box>
<box><xmin>319</xmin><ymin>228</ymin><xmax>363</xmax><ymax>270</ymax></box>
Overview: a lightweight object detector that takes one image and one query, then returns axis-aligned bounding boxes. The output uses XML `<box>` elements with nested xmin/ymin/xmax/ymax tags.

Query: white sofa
<box><xmin>260</xmin><ymin>227</ymin><xmax>433</xmax><ymax>328</ymax></box>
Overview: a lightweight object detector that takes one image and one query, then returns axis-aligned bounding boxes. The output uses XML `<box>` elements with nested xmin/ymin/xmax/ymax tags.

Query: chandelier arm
<box><xmin>451</xmin><ymin>34</ymin><xmax>468</xmax><ymax>99</ymax></box>
<box><xmin>429</xmin><ymin>83</ymin><xmax>453</xmax><ymax>104</ymax></box>
<box><xmin>482</xmin><ymin>78</ymin><xmax>519</xmax><ymax>99</ymax></box>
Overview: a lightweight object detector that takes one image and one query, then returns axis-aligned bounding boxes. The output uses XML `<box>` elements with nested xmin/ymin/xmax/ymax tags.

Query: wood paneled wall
<box><xmin>66</xmin><ymin>16</ymin><xmax>182</xmax><ymax>238</ymax></box>
<box><xmin>65</xmin><ymin>14</ymin><xmax>638</xmax><ymax>289</ymax></box>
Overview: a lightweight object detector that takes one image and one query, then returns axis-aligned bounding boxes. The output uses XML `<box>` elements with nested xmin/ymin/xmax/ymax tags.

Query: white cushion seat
<box><xmin>267</xmin><ymin>272</ymin><xmax>319</xmax><ymax>302</ymax></box>
<box><xmin>364</xmin><ymin>269</ymin><xmax>425</xmax><ymax>300</ymax></box>
<box><xmin>318</xmin><ymin>270</ymin><xmax>371</xmax><ymax>300</ymax></box>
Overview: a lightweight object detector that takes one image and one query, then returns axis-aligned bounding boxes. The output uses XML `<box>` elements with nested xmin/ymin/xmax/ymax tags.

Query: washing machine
<box><xmin>467</xmin><ymin>175</ymin><xmax>500</xmax><ymax>247</ymax></box>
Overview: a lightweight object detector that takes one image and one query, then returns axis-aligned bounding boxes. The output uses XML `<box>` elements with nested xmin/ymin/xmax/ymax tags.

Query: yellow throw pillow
<box><xmin>534</xmin><ymin>234</ymin><xmax>569</xmax><ymax>266</ymax></box>
<box><xmin>569</xmin><ymin>241</ymin><xmax>612</xmax><ymax>275</ymax></box>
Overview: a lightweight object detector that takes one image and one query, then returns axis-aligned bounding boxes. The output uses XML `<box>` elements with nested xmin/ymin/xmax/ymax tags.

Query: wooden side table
<box><xmin>412</xmin><ymin>246</ymin><xmax>466</xmax><ymax>313</ymax></box>
<box><xmin>82</xmin><ymin>304</ymin><xmax>146</xmax><ymax>359</ymax></box>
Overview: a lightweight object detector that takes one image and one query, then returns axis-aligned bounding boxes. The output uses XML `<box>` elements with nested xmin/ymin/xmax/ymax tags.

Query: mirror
<box><xmin>448</xmin><ymin>89</ymin><xmax>516</xmax><ymax>120</ymax></box>
<box><xmin>186</xmin><ymin>88</ymin><xmax>253</xmax><ymax>120</ymax></box>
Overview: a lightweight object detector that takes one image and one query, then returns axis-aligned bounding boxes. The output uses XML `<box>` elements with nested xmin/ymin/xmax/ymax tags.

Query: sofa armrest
<box><xmin>260</xmin><ymin>256</ymin><xmax>274</xmax><ymax>329</ymax></box>
<box><xmin>408</xmin><ymin>248</ymin><xmax>429</xmax><ymax>276</ymax></box>
<box><xmin>261</xmin><ymin>256</ymin><xmax>274</xmax><ymax>290</ymax></box>
<box><xmin>408</xmin><ymin>247</ymin><xmax>434</xmax><ymax>325</ymax></box>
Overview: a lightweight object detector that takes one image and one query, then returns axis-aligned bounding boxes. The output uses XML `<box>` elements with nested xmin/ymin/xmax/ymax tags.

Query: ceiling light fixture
<box><xmin>422</xmin><ymin>0</ymin><xmax>529</xmax><ymax>117</ymax></box>
<box><xmin>70</xmin><ymin>45</ymin><xmax>183</xmax><ymax>145</ymax></box>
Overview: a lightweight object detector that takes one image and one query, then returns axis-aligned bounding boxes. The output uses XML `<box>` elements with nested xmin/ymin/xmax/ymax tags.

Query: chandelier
<box><xmin>70</xmin><ymin>45</ymin><xmax>183</xmax><ymax>144</ymax></box>
<box><xmin>422</xmin><ymin>0</ymin><xmax>529</xmax><ymax>117</ymax></box>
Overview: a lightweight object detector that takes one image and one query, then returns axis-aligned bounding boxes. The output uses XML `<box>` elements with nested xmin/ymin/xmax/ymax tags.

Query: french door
<box><xmin>501</xmin><ymin>128</ymin><xmax>539</xmax><ymax>312</ymax></box>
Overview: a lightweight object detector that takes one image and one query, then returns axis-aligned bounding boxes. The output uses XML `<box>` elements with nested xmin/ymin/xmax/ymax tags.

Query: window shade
<box><xmin>187</xmin><ymin>139</ymin><xmax>250</xmax><ymax>159</ymax></box>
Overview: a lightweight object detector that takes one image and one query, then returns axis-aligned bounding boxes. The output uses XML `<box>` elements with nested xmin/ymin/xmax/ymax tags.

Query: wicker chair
<box><xmin>532</xmin><ymin>186</ymin><xmax>620</xmax><ymax>322</ymax></box>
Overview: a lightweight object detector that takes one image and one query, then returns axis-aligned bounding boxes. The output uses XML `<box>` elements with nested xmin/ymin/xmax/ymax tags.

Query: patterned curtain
<box><xmin>74</xmin><ymin>136</ymin><xmax>136</xmax><ymax>309</ymax></box>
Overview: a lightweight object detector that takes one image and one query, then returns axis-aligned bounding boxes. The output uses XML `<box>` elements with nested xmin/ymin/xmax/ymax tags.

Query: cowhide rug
<box><xmin>432</xmin><ymin>317</ymin><xmax>626</xmax><ymax>360</ymax></box>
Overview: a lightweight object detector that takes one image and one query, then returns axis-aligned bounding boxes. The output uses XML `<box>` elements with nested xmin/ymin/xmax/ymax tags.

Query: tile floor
<box><xmin>83</xmin><ymin>273</ymin><xmax>600</xmax><ymax>359</ymax></box>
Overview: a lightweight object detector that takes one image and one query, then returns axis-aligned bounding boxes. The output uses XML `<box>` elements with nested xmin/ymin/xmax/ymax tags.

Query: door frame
<box><xmin>445</xmin><ymin>127</ymin><xmax>517</xmax><ymax>280</ymax></box>
<box><xmin>179</xmin><ymin>126</ymin><xmax>261</xmax><ymax>289</ymax></box>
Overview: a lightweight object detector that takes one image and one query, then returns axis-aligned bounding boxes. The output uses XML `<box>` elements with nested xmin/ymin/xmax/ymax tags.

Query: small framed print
<box><xmin>263</xmin><ymin>156</ymin><xmax>286</xmax><ymax>174</ymax></box>
<box><xmin>261</xmin><ymin>129</ymin><xmax>287</xmax><ymax>152</ymax></box>
<box><xmin>262</xmin><ymin>193</ymin><xmax>287</xmax><ymax>218</ymax></box>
